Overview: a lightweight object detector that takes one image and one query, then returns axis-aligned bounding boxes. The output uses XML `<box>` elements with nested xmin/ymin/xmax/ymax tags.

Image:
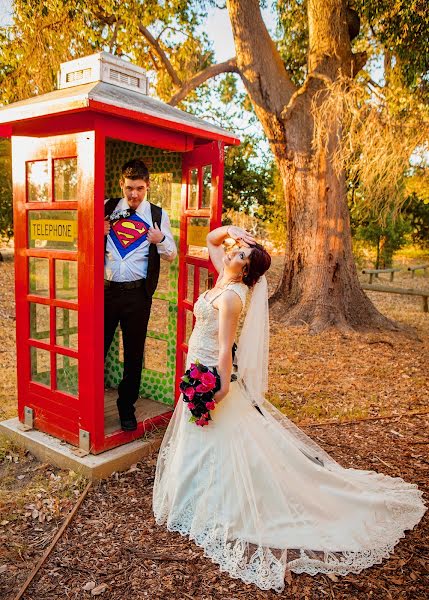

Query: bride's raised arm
<box><xmin>207</xmin><ymin>225</ymin><xmax>256</xmax><ymax>273</ymax></box>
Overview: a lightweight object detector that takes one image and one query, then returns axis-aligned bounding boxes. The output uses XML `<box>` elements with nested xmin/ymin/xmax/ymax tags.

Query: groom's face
<box><xmin>120</xmin><ymin>177</ymin><xmax>149</xmax><ymax>210</ymax></box>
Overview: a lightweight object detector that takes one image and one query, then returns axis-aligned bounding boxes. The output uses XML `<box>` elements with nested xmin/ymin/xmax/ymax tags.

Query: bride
<box><xmin>153</xmin><ymin>225</ymin><xmax>426</xmax><ymax>592</ymax></box>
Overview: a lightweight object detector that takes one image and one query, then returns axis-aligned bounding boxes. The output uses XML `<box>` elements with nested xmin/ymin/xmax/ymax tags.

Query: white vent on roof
<box><xmin>109</xmin><ymin>69</ymin><xmax>139</xmax><ymax>88</ymax></box>
<box><xmin>58</xmin><ymin>52</ymin><xmax>148</xmax><ymax>95</ymax></box>
<box><xmin>65</xmin><ymin>68</ymin><xmax>92</xmax><ymax>84</ymax></box>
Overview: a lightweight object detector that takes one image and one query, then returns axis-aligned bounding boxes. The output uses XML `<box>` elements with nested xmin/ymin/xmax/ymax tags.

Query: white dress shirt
<box><xmin>104</xmin><ymin>197</ymin><xmax>177</xmax><ymax>282</ymax></box>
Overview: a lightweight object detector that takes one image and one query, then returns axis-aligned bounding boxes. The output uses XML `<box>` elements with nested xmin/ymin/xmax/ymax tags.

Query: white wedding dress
<box><xmin>153</xmin><ymin>281</ymin><xmax>426</xmax><ymax>592</ymax></box>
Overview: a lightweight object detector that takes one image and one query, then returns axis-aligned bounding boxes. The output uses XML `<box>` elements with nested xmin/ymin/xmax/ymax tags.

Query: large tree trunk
<box><xmin>227</xmin><ymin>0</ymin><xmax>399</xmax><ymax>332</ymax></box>
<box><xmin>271</xmin><ymin>111</ymin><xmax>395</xmax><ymax>332</ymax></box>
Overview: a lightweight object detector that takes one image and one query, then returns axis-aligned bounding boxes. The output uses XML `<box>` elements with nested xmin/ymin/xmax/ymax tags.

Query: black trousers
<box><xmin>104</xmin><ymin>286</ymin><xmax>152</xmax><ymax>418</ymax></box>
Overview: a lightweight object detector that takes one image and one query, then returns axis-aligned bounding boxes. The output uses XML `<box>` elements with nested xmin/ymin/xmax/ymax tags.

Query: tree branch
<box><xmin>148</xmin><ymin>50</ymin><xmax>160</xmax><ymax>71</ymax></box>
<box><xmin>109</xmin><ymin>21</ymin><xmax>120</xmax><ymax>54</ymax></box>
<box><xmin>351</xmin><ymin>51</ymin><xmax>368</xmax><ymax>77</ymax></box>
<box><xmin>93</xmin><ymin>7</ymin><xmax>182</xmax><ymax>88</ymax></box>
<box><xmin>281</xmin><ymin>72</ymin><xmax>333</xmax><ymax>121</ymax></box>
<box><xmin>168</xmin><ymin>58</ymin><xmax>239</xmax><ymax>106</ymax></box>
<box><xmin>226</xmin><ymin>0</ymin><xmax>296</xmax><ymax>116</ymax></box>
<box><xmin>138</xmin><ymin>22</ymin><xmax>182</xmax><ymax>87</ymax></box>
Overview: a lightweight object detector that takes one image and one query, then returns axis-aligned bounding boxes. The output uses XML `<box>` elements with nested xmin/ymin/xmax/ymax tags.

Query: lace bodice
<box><xmin>187</xmin><ymin>282</ymin><xmax>247</xmax><ymax>368</ymax></box>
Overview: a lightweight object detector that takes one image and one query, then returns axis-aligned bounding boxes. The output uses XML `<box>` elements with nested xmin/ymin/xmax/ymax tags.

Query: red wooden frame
<box><xmin>13</xmin><ymin>134</ymin><xmax>83</xmax><ymax>447</ymax></box>
<box><xmin>176</xmin><ymin>142</ymin><xmax>224</xmax><ymax>400</ymax></box>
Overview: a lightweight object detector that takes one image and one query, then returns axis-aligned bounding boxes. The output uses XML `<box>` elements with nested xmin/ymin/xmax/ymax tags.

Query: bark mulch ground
<box><xmin>1</xmin><ymin>413</ymin><xmax>426</xmax><ymax>600</ymax></box>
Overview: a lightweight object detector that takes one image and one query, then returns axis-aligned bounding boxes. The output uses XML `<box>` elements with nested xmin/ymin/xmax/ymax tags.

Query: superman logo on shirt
<box><xmin>109</xmin><ymin>214</ymin><xmax>151</xmax><ymax>258</ymax></box>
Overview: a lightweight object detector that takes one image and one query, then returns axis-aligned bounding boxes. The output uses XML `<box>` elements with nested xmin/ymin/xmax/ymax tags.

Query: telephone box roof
<box><xmin>0</xmin><ymin>80</ymin><xmax>240</xmax><ymax>145</ymax></box>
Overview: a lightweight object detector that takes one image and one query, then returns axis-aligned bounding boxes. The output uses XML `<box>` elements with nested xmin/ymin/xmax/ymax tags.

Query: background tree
<box><xmin>404</xmin><ymin>196</ymin><xmax>429</xmax><ymax>249</ymax></box>
<box><xmin>0</xmin><ymin>138</ymin><xmax>12</xmax><ymax>242</ymax></box>
<box><xmin>1</xmin><ymin>0</ymin><xmax>428</xmax><ymax>331</ymax></box>
<box><xmin>223</xmin><ymin>138</ymin><xmax>274</xmax><ymax>216</ymax></box>
<box><xmin>352</xmin><ymin>211</ymin><xmax>411</xmax><ymax>269</ymax></box>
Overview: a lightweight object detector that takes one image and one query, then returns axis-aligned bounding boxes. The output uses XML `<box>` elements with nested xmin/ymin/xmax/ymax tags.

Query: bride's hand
<box><xmin>213</xmin><ymin>388</ymin><xmax>229</xmax><ymax>403</ymax></box>
<box><xmin>227</xmin><ymin>226</ymin><xmax>256</xmax><ymax>247</ymax></box>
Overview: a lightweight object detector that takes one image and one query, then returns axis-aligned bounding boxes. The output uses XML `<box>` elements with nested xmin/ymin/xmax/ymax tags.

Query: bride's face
<box><xmin>223</xmin><ymin>246</ymin><xmax>252</xmax><ymax>278</ymax></box>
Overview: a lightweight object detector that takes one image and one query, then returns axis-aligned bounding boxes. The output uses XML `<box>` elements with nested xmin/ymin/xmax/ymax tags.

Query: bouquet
<box><xmin>180</xmin><ymin>361</ymin><xmax>221</xmax><ymax>427</ymax></box>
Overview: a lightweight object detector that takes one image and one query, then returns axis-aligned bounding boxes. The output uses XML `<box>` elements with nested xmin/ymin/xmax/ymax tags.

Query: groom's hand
<box><xmin>147</xmin><ymin>222</ymin><xmax>165</xmax><ymax>244</ymax></box>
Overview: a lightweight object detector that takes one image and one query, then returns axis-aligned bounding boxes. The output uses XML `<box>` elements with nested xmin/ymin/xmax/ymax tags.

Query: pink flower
<box><xmin>190</xmin><ymin>365</ymin><xmax>202</xmax><ymax>379</ymax></box>
<box><xmin>184</xmin><ymin>386</ymin><xmax>195</xmax><ymax>401</ymax></box>
<box><xmin>200</xmin><ymin>371</ymin><xmax>217</xmax><ymax>390</ymax></box>
<box><xmin>187</xmin><ymin>402</ymin><xmax>196</xmax><ymax>410</ymax></box>
<box><xmin>195</xmin><ymin>383</ymin><xmax>212</xmax><ymax>393</ymax></box>
<box><xmin>196</xmin><ymin>417</ymin><xmax>209</xmax><ymax>427</ymax></box>
<box><xmin>205</xmin><ymin>401</ymin><xmax>216</xmax><ymax>411</ymax></box>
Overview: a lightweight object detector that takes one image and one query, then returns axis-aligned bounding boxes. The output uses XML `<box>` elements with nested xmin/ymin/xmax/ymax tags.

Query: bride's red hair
<box><xmin>242</xmin><ymin>243</ymin><xmax>271</xmax><ymax>288</ymax></box>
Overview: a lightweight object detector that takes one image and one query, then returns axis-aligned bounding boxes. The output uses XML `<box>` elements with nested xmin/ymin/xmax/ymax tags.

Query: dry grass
<box><xmin>0</xmin><ymin>258</ymin><xmax>16</xmax><ymax>423</ymax></box>
<box><xmin>267</xmin><ymin>254</ymin><xmax>429</xmax><ymax>423</ymax></box>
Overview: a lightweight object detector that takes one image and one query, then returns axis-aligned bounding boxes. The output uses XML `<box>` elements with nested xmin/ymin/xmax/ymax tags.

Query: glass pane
<box><xmin>202</xmin><ymin>165</ymin><xmax>212</xmax><ymax>208</ymax></box>
<box><xmin>29</xmin><ymin>257</ymin><xmax>49</xmax><ymax>297</ymax></box>
<box><xmin>148</xmin><ymin>172</ymin><xmax>172</xmax><ymax>211</ymax></box>
<box><xmin>29</xmin><ymin>303</ymin><xmax>50</xmax><ymax>343</ymax></box>
<box><xmin>54</xmin><ymin>158</ymin><xmax>78</xmax><ymax>201</ymax></box>
<box><xmin>27</xmin><ymin>160</ymin><xmax>49</xmax><ymax>203</ymax></box>
<box><xmin>144</xmin><ymin>338</ymin><xmax>168</xmax><ymax>373</ymax></box>
<box><xmin>185</xmin><ymin>309</ymin><xmax>194</xmax><ymax>345</ymax></box>
<box><xmin>29</xmin><ymin>210</ymin><xmax>78</xmax><ymax>250</ymax></box>
<box><xmin>187</xmin><ymin>216</ymin><xmax>209</xmax><ymax>258</ymax></box>
<box><xmin>56</xmin><ymin>308</ymin><xmax>78</xmax><ymax>350</ymax></box>
<box><xmin>30</xmin><ymin>347</ymin><xmax>51</xmax><ymax>386</ymax></box>
<box><xmin>56</xmin><ymin>355</ymin><xmax>78</xmax><ymax>396</ymax></box>
<box><xmin>148</xmin><ymin>299</ymin><xmax>169</xmax><ymax>335</ymax></box>
<box><xmin>199</xmin><ymin>268</ymin><xmax>210</xmax><ymax>296</ymax></box>
<box><xmin>188</xmin><ymin>168</ymin><xmax>198</xmax><ymax>209</ymax></box>
<box><xmin>186</xmin><ymin>264</ymin><xmax>194</xmax><ymax>302</ymax></box>
<box><xmin>55</xmin><ymin>260</ymin><xmax>78</xmax><ymax>301</ymax></box>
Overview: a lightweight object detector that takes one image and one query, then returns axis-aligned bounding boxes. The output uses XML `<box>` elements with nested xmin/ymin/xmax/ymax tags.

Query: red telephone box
<box><xmin>0</xmin><ymin>52</ymin><xmax>238</xmax><ymax>454</ymax></box>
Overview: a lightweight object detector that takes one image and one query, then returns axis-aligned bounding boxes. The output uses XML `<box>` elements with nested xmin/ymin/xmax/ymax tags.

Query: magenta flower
<box><xmin>196</xmin><ymin>417</ymin><xmax>208</xmax><ymax>427</ymax></box>
<box><xmin>187</xmin><ymin>402</ymin><xmax>196</xmax><ymax>410</ymax></box>
<box><xmin>205</xmin><ymin>401</ymin><xmax>216</xmax><ymax>411</ymax></box>
<box><xmin>200</xmin><ymin>371</ymin><xmax>217</xmax><ymax>390</ymax></box>
<box><xmin>195</xmin><ymin>383</ymin><xmax>212</xmax><ymax>393</ymax></box>
<box><xmin>190</xmin><ymin>365</ymin><xmax>202</xmax><ymax>379</ymax></box>
<box><xmin>184</xmin><ymin>386</ymin><xmax>195</xmax><ymax>401</ymax></box>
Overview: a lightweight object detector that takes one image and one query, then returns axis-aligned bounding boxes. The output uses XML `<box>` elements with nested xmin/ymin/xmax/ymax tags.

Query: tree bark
<box><xmin>226</xmin><ymin>0</ymin><xmax>399</xmax><ymax>332</ymax></box>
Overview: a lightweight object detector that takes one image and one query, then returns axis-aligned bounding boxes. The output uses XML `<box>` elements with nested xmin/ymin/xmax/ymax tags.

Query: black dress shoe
<box><xmin>120</xmin><ymin>415</ymin><xmax>138</xmax><ymax>431</ymax></box>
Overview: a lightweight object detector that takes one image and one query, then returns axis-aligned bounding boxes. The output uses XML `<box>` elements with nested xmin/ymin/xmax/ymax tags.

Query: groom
<box><xmin>104</xmin><ymin>159</ymin><xmax>177</xmax><ymax>431</ymax></box>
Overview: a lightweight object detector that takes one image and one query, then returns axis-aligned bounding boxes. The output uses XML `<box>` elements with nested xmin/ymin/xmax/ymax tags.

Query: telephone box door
<box><xmin>12</xmin><ymin>132</ymin><xmax>100</xmax><ymax>447</ymax></box>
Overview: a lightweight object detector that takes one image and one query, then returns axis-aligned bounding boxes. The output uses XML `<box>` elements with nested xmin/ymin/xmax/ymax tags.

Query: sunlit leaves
<box><xmin>0</xmin><ymin>0</ymin><xmax>215</xmax><ymax>104</ymax></box>
<box><xmin>354</xmin><ymin>0</ymin><xmax>429</xmax><ymax>95</ymax></box>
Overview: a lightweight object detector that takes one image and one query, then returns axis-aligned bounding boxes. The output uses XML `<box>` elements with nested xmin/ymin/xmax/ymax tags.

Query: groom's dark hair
<box><xmin>120</xmin><ymin>159</ymin><xmax>150</xmax><ymax>183</ymax></box>
<box><xmin>243</xmin><ymin>243</ymin><xmax>271</xmax><ymax>288</ymax></box>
